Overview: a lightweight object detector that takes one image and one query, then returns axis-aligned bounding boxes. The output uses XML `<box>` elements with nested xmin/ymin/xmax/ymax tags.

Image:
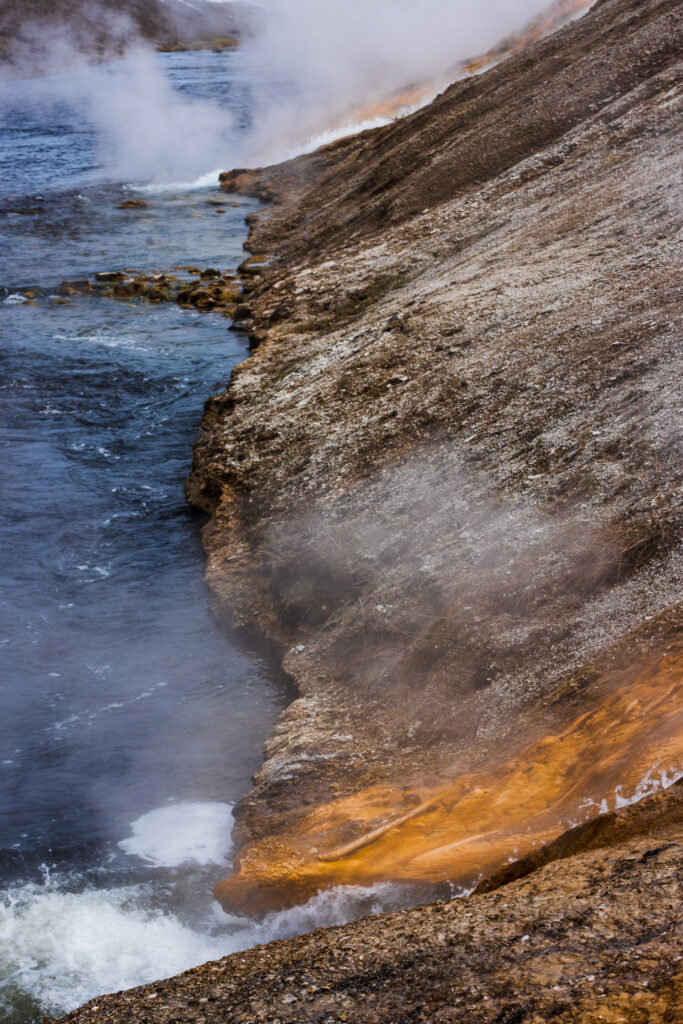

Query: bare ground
<box><xmin>184</xmin><ymin>0</ymin><xmax>683</xmax><ymax>910</ymax></box>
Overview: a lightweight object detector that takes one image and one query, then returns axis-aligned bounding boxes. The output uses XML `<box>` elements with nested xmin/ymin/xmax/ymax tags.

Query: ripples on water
<box><xmin>0</xmin><ymin>48</ymin><xmax>400</xmax><ymax>1023</ymax></box>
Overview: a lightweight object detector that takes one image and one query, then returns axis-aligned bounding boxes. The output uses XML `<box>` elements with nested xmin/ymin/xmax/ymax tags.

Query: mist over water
<box><xmin>0</xmin><ymin>0</ymin><xmax>576</xmax><ymax>183</ymax></box>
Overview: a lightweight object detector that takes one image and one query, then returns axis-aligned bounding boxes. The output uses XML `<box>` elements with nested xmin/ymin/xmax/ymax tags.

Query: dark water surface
<box><xmin>0</xmin><ymin>49</ymin><xmax>406</xmax><ymax>1023</ymax></box>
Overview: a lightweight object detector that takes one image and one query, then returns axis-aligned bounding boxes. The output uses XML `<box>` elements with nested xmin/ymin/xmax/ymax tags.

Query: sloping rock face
<box><xmin>59</xmin><ymin>781</ymin><xmax>683</xmax><ymax>1022</ymax></box>
<box><xmin>58</xmin><ymin>0</ymin><xmax>683</xmax><ymax>1020</ymax></box>
<box><xmin>182</xmin><ymin>0</ymin><xmax>682</xmax><ymax>913</ymax></box>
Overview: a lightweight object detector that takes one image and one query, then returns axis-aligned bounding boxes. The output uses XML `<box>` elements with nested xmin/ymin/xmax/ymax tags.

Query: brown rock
<box><xmin>118</xmin><ymin>198</ymin><xmax>149</xmax><ymax>210</ymax></box>
<box><xmin>112</xmin><ymin>279</ymin><xmax>147</xmax><ymax>299</ymax></box>
<box><xmin>195</xmin><ymin>0</ymin><xmax>683</xmax><ymax>916</ymax></box>
<box><xmin>94</xmin><ymin>271</ymin><xmax>127</xmax><ymax>283</ymax></box>
<box><xmin>56</xmin><ymin>279</ymin><xmax>92</xmax><ymax>296</ymax></box>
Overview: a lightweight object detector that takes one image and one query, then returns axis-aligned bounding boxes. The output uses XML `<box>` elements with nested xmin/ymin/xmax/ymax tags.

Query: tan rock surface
<box><xmin>184</xmin><ymin>0</ymin><xmax>683</xmax><ymax>910</ymax></box>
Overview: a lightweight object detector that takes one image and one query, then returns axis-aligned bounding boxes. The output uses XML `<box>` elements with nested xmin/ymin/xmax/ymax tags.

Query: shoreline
<box><xmin>183</xmin><ymin>0</ymin><xmax>682</xmax><ymax>915</ymax></box>
<box><xmin>57</xmin><ymin>0</ymin><xmax>682</xmax><ymax>1017</ymax></box>
<box><xmin>58</xmin><ymin>780</ymin><xmax>683</xmax><ymax>1022</ymax></box>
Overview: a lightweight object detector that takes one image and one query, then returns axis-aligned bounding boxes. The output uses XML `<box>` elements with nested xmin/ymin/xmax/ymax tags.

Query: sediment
<box><xmin>62</xmin><ymin>0</ymin><xmax>682</xmax><ymax>1018</ymax></box>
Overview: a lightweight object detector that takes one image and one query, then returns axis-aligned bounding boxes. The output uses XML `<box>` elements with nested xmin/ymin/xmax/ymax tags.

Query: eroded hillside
<box><xmin>179</xmin><ymin>0</ymin><xmax>682</xmax><ymax>913</ymax></box>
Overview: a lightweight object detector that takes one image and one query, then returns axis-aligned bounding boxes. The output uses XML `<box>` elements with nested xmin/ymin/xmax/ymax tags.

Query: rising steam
<box><xmin>0</xmin><ymin>1</ymin><xmax>574</xmax><ymax>185</ymax></box>
<box><xmin>243</xmin><ymin>0</ymin><xmax>559</xmax><ymax>159</ymax></box>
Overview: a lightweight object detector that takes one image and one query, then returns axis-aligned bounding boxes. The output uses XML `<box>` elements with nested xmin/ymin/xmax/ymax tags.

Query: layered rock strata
<box><xmin>182</xmin><ymin>0</ymin><xmax>682</xmax><ymax>913</ymax></box>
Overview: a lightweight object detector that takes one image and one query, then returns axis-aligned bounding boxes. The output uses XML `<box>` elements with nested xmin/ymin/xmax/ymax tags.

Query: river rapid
<box><xmin>0</xmin><ymin>48</ymin><xmax>405</xmax><ymax>1023</ymax></box>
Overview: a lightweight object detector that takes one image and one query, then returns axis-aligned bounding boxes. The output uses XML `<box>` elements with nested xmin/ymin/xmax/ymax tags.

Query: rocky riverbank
<box><xmin>187</xmin><ymin>0</ymin><xmax>682</xmax><ymax>914</ymax></box>
<box><xmin>61</xmin><ymin>0</ymin><xmax>681</xmax><ymax>1018</ymax></box>
<box><xmin>59</xmin><ymin>781</ymin><xmax>683</xmax><ymax>1022</ymax></box>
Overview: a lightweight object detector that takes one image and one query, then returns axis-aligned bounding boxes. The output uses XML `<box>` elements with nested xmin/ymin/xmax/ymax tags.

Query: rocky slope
<box><xmin>184</xmin><ymin>0</ymin><xmax>682</xmax><ymax>914</ymax></box>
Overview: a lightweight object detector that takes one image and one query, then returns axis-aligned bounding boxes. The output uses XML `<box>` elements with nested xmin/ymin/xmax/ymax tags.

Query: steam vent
<box><xmin>61</xmin><ymin>0</ymin><xmax>682</xmax><ymax>1020</ymax></box>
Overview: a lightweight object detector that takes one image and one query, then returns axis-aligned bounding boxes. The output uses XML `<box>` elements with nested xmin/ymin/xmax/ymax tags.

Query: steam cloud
<box><xmin>1</xmin><ymin>0</ymin><xmax>567</xmax><ymax>185</ymax></box>
<box><xmin>265</xmin><ymin>451</ymin><xmax>619</xmax><ymax>723</ymax></box>
<box><xmin>77</xmin><ymin>52</ymin><xmax>234</xmax><ymax>184</ymax></box>
<box><xmin>244</xmin><ymin>0</ymin><xmax>557</xmax><ymax>159</ymax></box>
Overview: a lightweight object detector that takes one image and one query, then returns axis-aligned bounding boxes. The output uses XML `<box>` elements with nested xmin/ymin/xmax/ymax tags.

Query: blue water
<box><xmin>0</xmin><ymin>48</ymin><xmax>299</xmax><ymax>1022</ymax></box>
<box><xmin>0</xmin><ymin>48</ymin><xmax>415</xmax><ymax>1023</ymax></box>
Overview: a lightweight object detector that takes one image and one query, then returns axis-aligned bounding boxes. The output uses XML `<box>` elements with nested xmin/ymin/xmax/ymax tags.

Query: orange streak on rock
<box><xmin>349</xmin><ymin>1</ymin><xmax>595</xmax><ymax>126</ymax></box>
<box><xmin>216</xmin><ymin>647</ymin><xmax>683</xmax><ymax>913</ymax></box>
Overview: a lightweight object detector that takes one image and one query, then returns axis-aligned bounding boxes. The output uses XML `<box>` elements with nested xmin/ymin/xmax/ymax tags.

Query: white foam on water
<box><xmin>0</xmin><ymin>875</ymin><xmax>402</xmax><ymax>1018</ymax></box>
<box><xmin>118</xmin><ymin>802</ymin><xmax>235</xmax><ymax>867</ymax></box>
<box><xmin>251</xmin><ymin>880</ymin><xmax>406</xmax><ymax>942</ymax></box>
<box><xmin>2</xmin><ymin>293</ymin><xmax>30</xmax><ymax>305</ymax></box>
<box><xmin>0</xmin><ymin>881</ymin><xmax>231</xmax><ymax>1017</ymax></box>
<box><xmin>54</xmin><ymin>329</ymin><xmax>150</xmax><ymax>353</ymax></box>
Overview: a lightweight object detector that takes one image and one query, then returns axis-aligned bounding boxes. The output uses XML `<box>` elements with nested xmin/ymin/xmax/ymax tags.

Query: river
<box><xmin>0</xmin><ymin>47</ymin><xmax>401</xmax><ymax>1023</ymax></box>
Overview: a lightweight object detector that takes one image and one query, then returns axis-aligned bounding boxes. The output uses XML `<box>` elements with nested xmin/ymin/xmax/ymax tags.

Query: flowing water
<box><xmin>0</xmin><ymin>48</ymin><xmax>409</xmax><ymax>1022</ymax></box>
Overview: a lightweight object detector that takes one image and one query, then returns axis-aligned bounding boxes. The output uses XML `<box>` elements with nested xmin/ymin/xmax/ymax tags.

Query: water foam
<box><xmin>0</xmin><ymin>875</ymin><xmax>402</xmax><ymax>1018</ymax></box>
<box><xmin>0</xmin><ymin>881</ymin><xmax>230</xmax><ymax>1017</ymax></box>
<box><xmin>118</xmin><ymin>802</ymin><xmax>235</xmax><ymax>867</ymax></box>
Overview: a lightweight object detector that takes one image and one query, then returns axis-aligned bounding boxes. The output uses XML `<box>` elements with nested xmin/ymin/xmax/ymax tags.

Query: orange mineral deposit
<box><xmin>216</xmin><ymin>646</ymin><xmax>682</xmax><ymax>913</ymax></box>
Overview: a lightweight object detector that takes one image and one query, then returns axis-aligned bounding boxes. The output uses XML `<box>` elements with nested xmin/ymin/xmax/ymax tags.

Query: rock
<box><xmin>194</xmin><ymin>296</ymin><xmax>218</xmax><ymax>310</ymax></box>
<box><xmin>233</xmin><ymin>303</ymin><xmax>251</xmax><ymax>321</ymax></box>
<box><xmin>57</xmin><ymin>279</ymin><xmax>93</xmax><ymax>296</ymax></box>
<box><xmin>118</xmin><ymin>199</ymin><xmax>149</xmax><ymax>210</ymax></box>
<box><xmin>112</xmin><ymin>280</ymin><xmax>147</xmax><ymax>299</ymax></box>
<box><xmin>190</xmin><ymin>0</ymin><xmax>683</xmax><ymax>920</ymax></box>
<box><xmin>58</xmin><ymin>784</ymin><xmax>683</xmax><ymax>1023</ymax></box>
<box><xmin>94</xmin><ymin>271</ymin><xmax>127</xmax><ymax>283</ymax></box>
<box><xmin>147</xmin><ymin>286</ymin><xmax>174</xmax><ymax>303</ymax></box>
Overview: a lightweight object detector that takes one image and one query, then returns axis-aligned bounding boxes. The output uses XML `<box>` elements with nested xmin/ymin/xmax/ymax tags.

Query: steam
<box><xmin>0</xmin><ymin>1</ymin><xmax>582</xmax><ymax>186</ymax></box>
<box><xmin>0</xmin><ymin>45</ymin><xmax>235</xmax><ymax>185</ymax></box>
<box><xmin>266</xmin><ymin>451</ymin><xmax>620</xmax><ymax>722</ymax></box>
<box><xmin>243</xmin><ymin>0</ymin><xmax>557</xmax><ymax>159</ymax></box>
<box><xmin>75</xmin><ymin>50</ymin><xmax>234</xmax><ymax>183</ymax></box>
